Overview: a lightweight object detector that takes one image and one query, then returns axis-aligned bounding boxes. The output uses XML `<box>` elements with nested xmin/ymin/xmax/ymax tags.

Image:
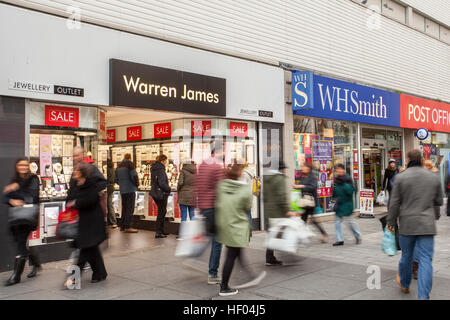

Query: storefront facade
<box><xmin>0</xmin><ymin>8</ymin><xmax>285</xmax><ymax>271</ymax></box>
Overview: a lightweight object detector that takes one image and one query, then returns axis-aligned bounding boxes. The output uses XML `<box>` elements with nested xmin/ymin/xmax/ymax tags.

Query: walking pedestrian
<box><xmin>151</xmin><ymin>154</ymin><xmax>171</xmax><ymax>238</ymax></box>
<box><xmin>239</xmin><ymin>161</ymin><xmax>255</xmax><ymax>237</ymax></box>
<box><xmin>387</xmin><ymin>150</ymin><xmax>443</xmax><ymax>300</ymax></box>
<box><xmin>382</xmin><ymin>159</ymin><xmax>399</xmax><ymax>207</ymax></box>
<box><xmin>106</xmin><ymin>159</ymin><xmax>118</xmax><ymax>229</ymax></box>
<box><xmin>65</xmin><ymin>163</ymin><xmax>108</xmax><ymax>287</ymax></box>
<box><xmin>215</xmin><ymin>163</ymin><xmax>266</xmax><ymax>296</ymax></box>
<box><xmin>263</xmin><ymin>160</ymin><xmax>295</xmax><ymax>266</ymax></box>
<box><xmin>115</xmin><ymin>154</ymin><xmax>139</xmax><ymax>233</ymax></box>
<box><xmin>195</xmin><ymin>144</ymin><xmax>225</xmax><ymax>285</ymax></box>
<box><xmin>3</xmin><ymin>157</ymin><xmax>41</xmax><ymax>286</ymax></box>
<box><xmin>332</xmin><ymin>164</ymin><xmax>361</xmax><ymax>246</ymax></box>
<box><xmin>177</xmin><ymin>160</ymin><xmax>197</xmax><ymax>239</ymax></box>
<box><xmin>446</xmin><ymin>173</ymin><xmax>450</xmax><ymax>217</ymax></box>
<box><xmin>293</xmin><ymin>162</ymin><xmax>328</xmax><ymax>243</ymax></box>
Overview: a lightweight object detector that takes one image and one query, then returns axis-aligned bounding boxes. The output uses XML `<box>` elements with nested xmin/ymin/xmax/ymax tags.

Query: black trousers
<box><xmin>120</xmin><ymin>192</ymin><xmax>135</xmax><ymax>229</ymax></box>
<box><xmin>302</xmin><ymin>207</ymin><xmax>327</xmax><ymax>236</ymax></box>
<box><xmin>155</xmin><ymin>196</ymin><xmax>168</xmax><ymax>234</ymax></box>
<box><xmin>11</xmin><ymin>226</ymin><xmax>41</xmax><ymax>266</ymax></box>
<box><xmin>222</xmin><ymin>246</ymin><xmax>253</xmax><ymax>288</ymax></box>
<box><xmin>107</xmin><ymin>191</ymin><xmax>117</xmax><ymax>226</ymax></box>
<box><xmin>77</xmin><ymin>246</ymin><xmax>107</xmax><ymax>281</ymax></box>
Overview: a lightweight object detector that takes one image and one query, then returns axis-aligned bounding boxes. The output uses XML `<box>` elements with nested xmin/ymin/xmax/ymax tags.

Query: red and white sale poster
<box><xmin>353</xmin><ymin>150</ymin><xmax>359</xmax><ymax>180</ymax></box>
<box><xmin>107</xmin><ymin>129</ymin><xmax>116</xmax><ymax>143</ymax></box>
<box><xmin>154</xmin><ymin>122</ymin><xmax>171</xmax><ymax>139</ymax></box>
<box><xmin>230</xmin><ymin>122</ymin><xmax>248</xmax><ymax>137</ymax></box>
<box><xmin>191</xmin><ymin>120</ymin><xmax>212</xmax><ymax>137</ymax></box>
<box><xmin>45</xmin><ymin>105</ymin><xmax>79</xmax><ymax>128</ymax></box>
<box><xmin>127</xmin><ymin>126</ymin><xmax>142</xmax><ymax>141</ymax></box>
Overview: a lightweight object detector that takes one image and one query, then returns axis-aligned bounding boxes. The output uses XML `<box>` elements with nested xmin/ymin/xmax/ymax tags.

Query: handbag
<box><xmin>56</xmin><ymin>208</ymin><xmax>79</xmax><ymax>240</ymax></box>
<box><xmin>8</xmin><ymin>204</ymin><xmax>39</xmax><ymax>227</ymax></box>
<box><xmin>150</xmin><ymin>175</ymin><xmax>164</xmax><ymax>201</ymax></box>
<box><xmin>297</xmin><ymin>193</ymin><xmax>315</xmax><ymax>208</ymax></box>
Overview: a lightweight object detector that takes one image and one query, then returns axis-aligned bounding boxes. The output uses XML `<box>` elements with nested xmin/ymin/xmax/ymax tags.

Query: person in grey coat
<box><xmin>177</xmin><ymin>161</ymin><xmax>197</xmax><ymax>222</ymax></box>
<box><xmin>115</xmin><ymin>154</ymin><xmax>139</xmax><ymax>233</ymax></box>
<box><xmin>387</xmin><ymin>149</ymin><xmax>443</xmax><ymax>300</ymax></box>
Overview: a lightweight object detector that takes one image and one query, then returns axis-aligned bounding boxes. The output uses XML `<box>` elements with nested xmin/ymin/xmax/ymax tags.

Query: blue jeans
<box><xmin>335</xmin><ymin>216</ymin><xmax>361</xmax><ymax>242</ymax></box>
<box><xmin>180</xmin><ymin>205</ymin><xmax>195</xmax><ymax>222</ymax></box>
<box><xmin>201</xmin><ymin>209</ymin><xmax>222</xmax><ymax>276</ymax></box>
<box><xmin>399</xmin><ymin>235</ymin><xmax>434</xmax><ymax>300</ymax></box>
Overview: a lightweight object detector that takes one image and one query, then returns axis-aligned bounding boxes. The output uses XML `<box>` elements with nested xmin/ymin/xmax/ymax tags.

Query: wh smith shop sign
<box><xmin>292</xmin><ymin>71</ymin><xmax>450</xmax><ymax>133</ymax></box>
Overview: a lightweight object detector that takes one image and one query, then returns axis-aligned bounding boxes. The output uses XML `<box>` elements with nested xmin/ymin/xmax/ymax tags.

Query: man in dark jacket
<box><xmin>115</xmin><ymin>154</ymin><xmax>139</xmax><ymax>233</ymax></box>
<box><xmin>106</xmin><ymin>159</ymin><xmax>118</xmax><ymax>228</ymax></box>
<box><xmin>382</xmin><ymin>159</ymin><xmax>399</xmax><ymax>207</ymax></box>
<box><xmin>387</xmin><ymin>150</ymin><xmax>443</xmax><ymax>300</ymax></box>
<box><xmin>151</xmin><ymin>155</ymin><xmax>171</xmax><ymax>238</ymax></box>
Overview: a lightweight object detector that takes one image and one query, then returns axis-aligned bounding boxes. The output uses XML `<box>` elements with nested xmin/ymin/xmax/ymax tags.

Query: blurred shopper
<box><xmin>293</xmin><ymin>162</ymin><xmax>328</xmax><ymax>243</ymax></box>
<box><xmin>151</xmin><ymin>154</ymin><xmax>171</xmax><ymax>238</ymax></box>
<box><xmin>115</xmin><ymin>154</ymin><xmax>139</xmax><ymax>233</ymax></box>
<box><xmin>446</xmin><ymin>173</ymin><xmax>450</xmax><ymax>217</ymax></box>
<box><xmin>195</xmin><ymin>145</ymin><xmax>225</xmax><ymax>285</ymax></box>
<box><xmin>177</xmin><ymin>161</ymin><xmax>197</xmax><ymax>239</ymax></box>
<box><xmin>263</xmin><ymin>160</ymin><xmax>295</xmax><ymax>266</ymax></box>
<box><xmin>215</xmin><ymin>163</ymin><xmax>266</xmax><ymax>296</ymax></box>
<box><xmin>3</xmin><ymin>157</ymin><xmax>41</xmax><ymax>286</ymax></box>
<box><xmin>66</xmin><ymin>163</ymin><xmax>108</xmax><ymax>286</ymax></box>
<box><xmin>239</xmin><ymin>161</ymin><xmax>255</xmax><ymax>237</ymax></box>
<box><xmin>382</xmin><ymin>159</ymin><xmax>399</xmax><ymax>200</ymax></box>
<box><xmin>332</xmin><ymin>164</ymin><xmax>361</xmax><ymax>246</ymax></box>
<box><xmin>387</xmin><ymin>150</ymin><xmax>443</xmax><ymax>300</ymax></box>
<box><xmin>106</xmin><ymin>158</ymin><xmax>118</xmax><ymax>229</ymax></box>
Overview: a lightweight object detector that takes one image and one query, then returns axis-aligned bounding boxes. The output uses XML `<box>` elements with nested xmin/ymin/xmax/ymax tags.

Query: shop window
<box><xmin>419</xmin><ymin>132</ymin><xmax>450</xmax><ymax>192</ymax></box>
<box><xmin>293</xmin><ymin>117</ymin><xmax>358</xmax><ymax>214</ymax></box>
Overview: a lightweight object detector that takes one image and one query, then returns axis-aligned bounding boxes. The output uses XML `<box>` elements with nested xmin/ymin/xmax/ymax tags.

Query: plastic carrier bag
<box><xmin>381</xmin><ymin>227</ymin><xmax>397</xmax><ymax>256</ymax></box>
<box><xmin>175</xmin><ymin>217</ymin><xmax>209</xmax><ymax>258</ymax></box>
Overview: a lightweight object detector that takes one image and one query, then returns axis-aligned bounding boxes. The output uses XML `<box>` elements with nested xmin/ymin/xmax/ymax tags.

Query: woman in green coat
<box><xmin>215</xmin><ymin>163</ymin><xmax>266</xmax><ymax>296</ymax></box>
<box><xmin>332</xmin><ymin>164</ymin><xmax>362</xmax><ymax>246</ymax></box>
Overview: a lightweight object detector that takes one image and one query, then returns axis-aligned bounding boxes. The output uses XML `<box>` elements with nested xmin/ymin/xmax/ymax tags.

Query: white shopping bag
<box><xmin>376</xmin><ymin>191</ymin><xmax>386</xmax><ymax>206</ymax></box>
<box><xmin>265</xmin><ymin>218</ymin><xmax>304</xmax><ymax>253</ymax></box>
<box><xmin>175</xmin><ymin>217</ymin><xmax>209</xmax><ymax>258</ymax></box>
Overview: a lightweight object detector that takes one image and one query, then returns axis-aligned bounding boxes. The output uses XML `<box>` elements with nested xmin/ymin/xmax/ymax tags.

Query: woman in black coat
<box><xmin>293</xmin><ymin>162</ymin><xmax>328</xmax><ymax>243</ymax></box>
<box><xmin>150</xmin><ymin>154</ymin><xmax>171</xmax><ymax>238</ymax></box>
<box><xmin>3</xmin><ymin>157</ymin><xmax>41</xmax><ymax>286</ymax></box>
<box><xmin>66</xmin><ymin>163</ymin><xmax>108</xmax><ymax>285</ymax></box>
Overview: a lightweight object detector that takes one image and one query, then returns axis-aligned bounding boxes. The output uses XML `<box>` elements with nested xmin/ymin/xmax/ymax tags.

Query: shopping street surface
<box><xmin>1</xmin><ymin>209</ymin><xmax>450</xmax><ymax>300</ymax></box>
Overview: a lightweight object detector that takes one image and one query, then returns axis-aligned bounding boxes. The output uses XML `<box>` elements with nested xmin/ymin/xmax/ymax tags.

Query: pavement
<box><xmin>1</xmin><ymin>208</ymin><xmax>450</xmax><ymax>300</ymax></box>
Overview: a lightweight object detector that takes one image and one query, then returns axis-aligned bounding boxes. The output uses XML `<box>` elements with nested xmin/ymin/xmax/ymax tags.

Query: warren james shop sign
<box><xmin>292</xmin><ymin>73</ymin><xmax>401</xmax><ymax>127</ymax></box>
<box><xmin>110</xmin><ymin>59</ymin><xmax>226</xmax><ymax>116</ymax></box>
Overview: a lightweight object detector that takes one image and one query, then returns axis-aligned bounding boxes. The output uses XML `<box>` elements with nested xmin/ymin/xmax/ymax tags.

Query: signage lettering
<box><xmin>127</xmin><ymin>126</ymin><xmax>142</xmax><ymax>141</ymax></box>
<box><xmin>230</xmin><ymin>122</ymin><xmax>248</xmax><ymax>137</ymax></box>
<box><xmin>107</xmin><ymin>129</ymin><xmax>116</xmax><ymax>143</ymax></box>
<box><xmin>191</xmin><ymin>120</ymin><xmax>212</xmax><ymax>137</ymax></box>
<box><xmin>111</xmin><ymin>59</ymin><xmax>226</xmax><ymax>116</ymax></box>
<box><xmin>9</xmin><ymin>80</ymin><xmax>53</xmax><ymax>94</ymax></box>
<box><xmin>45</xmin><ymin>105</ymin><xmax>79</xmax><ymax>128</ymax></box>
<box><xmin>154</xmin><ymin>122</ymin><xmax>171</xmax><ymax>139</ymax></box>
<box><xmin>54</xmin><ymin>85</ymin><xmax>84</xmax><ymax>97</ymax></box>
<box><xmin>292</xmin><ymin>71</ymin><xmax>313</xmax><ymax>110</ymax></box>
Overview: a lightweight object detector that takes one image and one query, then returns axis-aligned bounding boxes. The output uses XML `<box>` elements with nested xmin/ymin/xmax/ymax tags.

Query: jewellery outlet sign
<box><xmin>110</xmin><ymin>59</ymin><xmax>226</xmax><ymax>116</ymax></box>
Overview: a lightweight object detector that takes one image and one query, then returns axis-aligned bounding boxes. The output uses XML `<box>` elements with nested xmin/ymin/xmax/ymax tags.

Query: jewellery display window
<box><xmin>111</xmin><ymin>146</ymin><xmax>134</xmax><ymax>168</ymax></box>
<box><xmin>29</xmin><ymin>133</ymin><xmax>75</xmax><ymax>201</ymax></box>
<box><xmin>97</xmin><ymin>145</ymin><xmax>110</xmax><ymax>177</ymax></box>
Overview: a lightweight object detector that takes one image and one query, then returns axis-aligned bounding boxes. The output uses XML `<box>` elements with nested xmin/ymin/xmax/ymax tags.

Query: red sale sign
<box><xmin>401</xmin><ymin>94</ymin><xmax>450</xmax><ymax>133</ymax></box>
<box><xmin>127</xmin><ymin>126</ymin><xmax>142</xmax><ymax>141</ymax></box>
<box><xmin>107</xmin><ymin>129</ymin><xmax>116</xmax><ymax>143</ymax></box>
<box><xmin>230</xmin><ymin>122</ymin><xmax>248</xmax><ymax>137</ymax></box>
<box><xmin>154</xmin><ymin>122</ymin><xmax>171</xmax><ymax>139</ymax></box>
<box><xmin>45</xmin><ymin>105</ymin><xmax>79</xmax><ymax>128</ymax></box>
<box><xmin>191</xmin><ymin>120</ymin><xmax>212</xmax><ymax>137</ymax></box>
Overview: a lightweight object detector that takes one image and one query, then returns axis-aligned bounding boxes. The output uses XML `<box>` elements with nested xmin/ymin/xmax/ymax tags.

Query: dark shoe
<box><xmin>91</xmin><ymin>276</ymin><xmax>107</xmax><ymax>283</ymax></box>
<box><xmin>155</xmin><ymin>233</ymin><xmax>167</xmax><ymax>239</ymax></box>
<box><xmin>5</xmin><ymin>256</ymin><xmax>27</xmax><ymax>286</ymax></box>
<box><xmin>356</xmin><ymin>238</ymin><xmax>362</xmax><ymax>245</ymax></box>
<box><xmin>265</xmin><ymin>259</ymin><xmax>283</xmax><ymax>266</ymax></box>
<box><xmin>333</xmin><ymin>241</ymin><xmax>344</xmax><ymax>246</ymax></box>
<box><xmin>208</xmin><ymin>274</ymin><xmax>222</xmax><ymax>285</ymax></box>
<box><xmin>162</xmin><ymin>232</ymin><xmax>169</xmax><ymax>236</ymax></box>
<box><xmin>413</xmin><ymin>261</ymin><xmax>419</xmax><ymax>280</ymax></box>
<box><xmin>219</xmin><ymin>286</ymin><xmax>238</xmax><ymax>297</ymax></box>
<box><xmin>27</xmin><ymin>265</ymin><xmax>42</xmax><ymax>278</ymax></box>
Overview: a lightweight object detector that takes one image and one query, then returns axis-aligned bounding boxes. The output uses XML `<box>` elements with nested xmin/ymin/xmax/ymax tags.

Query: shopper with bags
<box><xmin>177</xmin><ymin>161</ymin><xmax>197</xmax><ymax>223</ymax></box>
<box><xmin>115</xmin><ymin>153</ymin><xmax>139</xmax><ymax>233</ymax></box>
<box><xmin>263</xmin><ymin>160</ymin><xmax>296</xmax><ymax>266</ymax></box>
<box><xmin>293</xmin><ymin>162</ymin><xmax>328</xmax><ymax>243</ymax></box>
<box><xmin>387</xmin><ymin>150</ymin><xmax>443</xmax><ymax>300</ymax></box>
<box><xmin>332</xmin><ymin>164</ymin><xmax>362</xmax><ymax>246</ymax></box>
<box><xmin>66</xmin><ymin>163</ymin><xmax>108</xmax><ymax>286</ymax></box>
<box><xmin>3</xmin><ymin>157</ymin><xmax>41</xmax><ymax>286</ymax></box>
<box><xmin>195</xmin><ymin>144</ymin><xmax>225</xmax><ymax>285</ymax></box>
<box><xmin>151</xmin><ymin>154</ymin><xmax>172</xmax><ymax>238</ymax></box>
<box><xmin>215</xmin><ymin>163</ymin><xmax>266</xmax><ymax>296</ymax></box>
